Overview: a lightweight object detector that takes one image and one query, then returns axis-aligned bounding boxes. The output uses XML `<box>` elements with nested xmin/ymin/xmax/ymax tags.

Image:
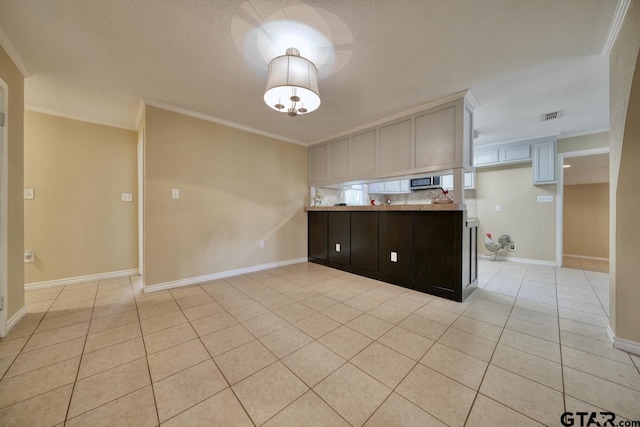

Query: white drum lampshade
<box><xmin>264</xmin><ymin>48</ymin><xmax>321</xmax><ymax>116</ymax></box>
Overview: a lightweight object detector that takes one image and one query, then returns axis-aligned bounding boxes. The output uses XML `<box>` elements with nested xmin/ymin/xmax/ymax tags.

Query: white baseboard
<box><xmin>2</xmin><ymin>305</ymin><xmax>28</xmax><ymax>337</ymax></box>
<box><xmin>144</xmin><ymin>257</ymin><xmax>308</xmax><ymax>293</ymax></box>
<box><xmin>607</xmin><ymin>325</ymin><xmax>640</xmax><ymax>356</ymax></box>
<box><xmin>563</xmin><ymin>254</ymin><xmax>609</xmax><ymax>262</ymax></box>
<box><xmin>25</xmin><ymin>269</ymin><xmax>139</xmax><ymax>291</ymax></box>
<box><xmin>481</xmin><ymin>254</ymin><xmax>557</xmax><ymax>267</ymax></box>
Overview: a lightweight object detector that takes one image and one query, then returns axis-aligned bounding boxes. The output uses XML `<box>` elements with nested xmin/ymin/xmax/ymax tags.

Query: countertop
<box><xmin>305</xmin><ymin>204</ymin><xmax>464</xmax><ymax>212</ymax></box>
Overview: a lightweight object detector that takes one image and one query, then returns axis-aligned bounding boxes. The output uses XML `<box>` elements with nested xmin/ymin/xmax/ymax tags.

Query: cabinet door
<box><xmin>415</xmin><ymin>106</ymin><xmax>456</xmax><ymax>168</ymax></box>
<box><xmin>308</xmin><ymin>212</ymin><xmax>328</xmax><ymax>260</ymax></box>
<box><xmin>368</xmin><ymin>182</ymin><xmax>381</xmax><ymax>194</ymax></box>
<box><xmin>351</xmin><ymin>212</ymin><xmax>378</xmax><ymax>273</ymax></box>
<box><xmin>350</xmin><ymin>130</ymin><xmax>377</xmax><ymax>178</ymax></box>
<box><xmin>413</xmin><ymin>212</ymin><xmax>463</xmax><ymax>300</ymax></box>
<box><xmin>400</xmin><ymin>180</ymin><xmax>409</xmax><ymax>192</ymax></box>
<box><xmin>464</xmin><ymin>172</ymin><xmax>474</xmax><ymax>189</ymax></box>
<box><xmin>384</xmin><ymin>180</ymin><xmax>401</xmax><ymax>192</ymax></box>
<box><xmin>533</xmin><ymin>140</ymin><xmax>557</xmax><ymax>184</ymax></box>
<box><xmin>309</xmin><ymin>145</ymin><xmax>328</xmax><ymax>185</ymax></box>
<box><xmin>328</xmin><ymin>138</ymin><xmax>349</xmax><ymax>181</ymax></box>
<box><xmin>328</xmin><ymin>212</ymin><xmax>350</xmax><ymax>266</ymax></box>
<box><xmin>379</xmin><ymin>120</ymin><xmax>411</xmax><ymax>174</ymax></box>
<box><xmin>378</xmin><ymin>212</ymin><xmax>413</xmax><ymax>283</ymax></box>
<box><xmin>474</xmin><ymin>149</ymin><xmax>499</xmax><ymax>166</ymax></box>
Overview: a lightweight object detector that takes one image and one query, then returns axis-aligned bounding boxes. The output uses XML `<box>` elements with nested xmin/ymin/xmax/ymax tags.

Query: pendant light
<box><xmin>264</xmin><ymin>48</ymin><xmax>321</xmax><ymax>116</ymax></box>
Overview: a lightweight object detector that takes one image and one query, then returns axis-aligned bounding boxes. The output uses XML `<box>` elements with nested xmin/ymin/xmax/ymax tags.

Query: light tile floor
<box><xmin>1</xmin><ymin>260</ymin><xmax>639</xmax><ymax>426</ymax></box>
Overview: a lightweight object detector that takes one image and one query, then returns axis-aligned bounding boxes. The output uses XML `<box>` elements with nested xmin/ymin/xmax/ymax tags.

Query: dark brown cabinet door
<box><xmin>351</xmin><ymin>212</ymin><xmax>378</xmax><ymax>273</ymax></box>
<box><xmin>378</xmin><ymin>212</ymin><xmax>413</xmax><ymax>283</ymax></box>
<box><xmin>413</xmin><ymin>211</ymin><xmax>463</xmax><ymax>300</ymax></box>
<box><xmin>308</xmin><ymin>211</ymin><xmax>328</xmax><ymax>260</ymax></box>
<box><xmin>328</xmin><ymin>212</ymin><xmax>350</xmax><ymax>266</ymax></box>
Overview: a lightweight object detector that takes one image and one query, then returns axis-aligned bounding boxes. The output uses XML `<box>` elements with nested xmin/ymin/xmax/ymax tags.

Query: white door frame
<box><xmin>137</xmin><ymin>130</ymin><xmax>144</xmax><ymax>277</ymax></box>
<box><xmin>555</xmin><ymin>147</ymin><xmax>610</xmax><ymax>267</ymax></box>
<box><xmin>0</xmin><ymin>78</ymin><xmax>9</xmax><ymax>336</ymax></box>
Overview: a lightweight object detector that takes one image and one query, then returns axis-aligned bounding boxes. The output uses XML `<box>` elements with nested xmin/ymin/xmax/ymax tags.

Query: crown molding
<box><xmin>0</xmin><ymin>25</ymin><xmax>30</xmax><ymax>77</ymax></box>
<box><xmin>465</xmin><ymin>89</ymin><xmax>480</xmax><ymax>110</ymax></box>
<box><xmin>25</xmin><ymin>105</ymin><xmax>137</xmax><ymax>131</ymax></box>
<box><xmin>143</xmin><ymin>99</ymin><xmax>306</xmax><ymax>146</ymax></box>
<box><xmin>474</xmin><ymin>132</ymin><xmax>560</xmax><ymax>149</ymax></box>
<box><xmin>558</xmin><ymin>128</ymin><xmax>610</xmax><ymax>140</ymax></box>
<box><xmin>310</xmin><ymin>89</ymin><xmax>471</xmax><ymax>146</ymax></box>
<box><xmin>602</xmin><ymin>0</ymin><xmax>631</xmax><ymax>56</ymax></box>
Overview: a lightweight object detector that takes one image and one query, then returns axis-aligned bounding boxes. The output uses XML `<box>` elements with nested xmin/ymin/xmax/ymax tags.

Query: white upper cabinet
<box><xmin>308</xmin><ymin>91</ymin><xmax>476</xmax><ymax>186</ymax></box>
<box><xmin>328</xmin><ymin>138</ymin><xmax>349</xmax><ymax>181</ymax></box>
<box><xmin>309</xmin><ymin>145</ymin><xmax>328</xmax><ymax>185</ymax></box>
<box><xmin>442</xmin><ymin>172</ymin><xmax>475</xmax><ymax>190</ymax></box>
<box><xmin>415</xmin><ymin>106</ymin><xmax>456</xmax><ymax>168</ymax></box>
<box><xmin>368</xmin><ymin>180</ymin><xmax>411</xmax><ymax>194</ymax></box>
<box><xmin>379</xmin><ymin>119</ymin><xmax>412</xmax><ymax>174</ymax></box>
<box><xmin>532</xmin><ymin>140</ymin><xmax>557</xmax><ymax>184</ymax></box>
<box><xmin>349</xmin><ymin>130</ymin><xmax>377</xmax><ymax>178</ymax></box>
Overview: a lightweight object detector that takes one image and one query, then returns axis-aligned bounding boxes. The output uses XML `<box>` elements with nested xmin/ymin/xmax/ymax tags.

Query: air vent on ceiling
<box><xmin>542</xmin><ymin>110</ymin><xmax>563</xmax><ymax>121</ymax></box>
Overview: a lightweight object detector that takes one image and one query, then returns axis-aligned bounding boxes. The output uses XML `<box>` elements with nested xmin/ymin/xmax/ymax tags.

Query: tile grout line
<box><xmin>62</xmin><ymin>277</ymin><xmax>100</xmax><ymax>426</ymax></box>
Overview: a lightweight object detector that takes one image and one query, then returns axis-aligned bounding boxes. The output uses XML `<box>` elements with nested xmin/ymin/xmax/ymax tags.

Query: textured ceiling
<box><xmin>0</xmin><ymin>0</ymin><xmax>620</xmax><ymax>145</ymax></box>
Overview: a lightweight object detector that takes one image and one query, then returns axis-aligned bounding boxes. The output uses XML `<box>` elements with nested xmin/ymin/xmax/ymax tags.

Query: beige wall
<box><xmin>610</xmin><ymin>0</ymin><xmax>640</xmax><ymax>344</ymax></box>
<box><xmin>558</xmin><ymin>131</ymin><xmax>608</xmax><ymax>153</ymax></box>
<box><xmin>144</xmin><ymin>106</ymin><xmax>308</xmax><ymax>287</ymax></box>
<box><xmin>24</xmin><ymin>111</ymin><xmax>138</xmax><ymax>283</ymax></box>
<box><xmin>0</xmin><ymin>45</ymin><xmax>24</xmax><ymax>320</ymax></box>
<box><xmin>563</xmin><ymin>184</ymin><xmax>609</xmax><ymax>259</ymax></box>
<box><xmin>475</xmin><ymin>163</ymin><xmax>556</xmax><ymax>262</ymax></box>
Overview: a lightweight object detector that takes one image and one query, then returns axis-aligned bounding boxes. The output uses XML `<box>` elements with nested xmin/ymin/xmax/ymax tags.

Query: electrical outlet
<box><xmin>24</xmin><ymin>250</ymin><xmax>35</xmax><ymax>263</ymax></box>
<box><xmin>24</xmin><ymin>189</ymin><xmax>35</xmax><ymax>200</ymax></box>
<box><xmin>121</xmin><ymin>192</ymin><xmax>133</xmax><ymax>202</ymax></box>
<box><xmin>537</xmin><ymin>195</ymin><xmax>553</xmax><ymax>202</ymax></box>
<box><xmin>390</xmin><ymin>251</ymin><xmax>398</xmax><ymax>262</ymax></box>
<box><xmin>508</xmin><ymin>243</ymin><xmax>517</xmax><ymax>252</ymax></box>
<box><xmin>495</xmin><ymin>205</ymin><xmax>501</xmax><ymax>212</ymax></box>
<box><xmin>172</xmin><ymin>189</ymin><xmax>180</xmax><ymax>199</ymax></box>
<box><xmin>259</xmin><ymin>240</ymin><xmax>265</xmax><ymax>249</ymax></box>
<box><xmin>335</xmin><ymin>243</ymin><xmax>341</xmax><ymax>252</ymax></box>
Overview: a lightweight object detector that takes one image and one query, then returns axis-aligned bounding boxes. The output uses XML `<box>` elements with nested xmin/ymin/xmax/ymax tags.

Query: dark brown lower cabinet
<box><xmin>328</xmin><ymin>212</ymin><xmax>350</xmax><ymax>266</ymax></box>
<box><xmin>307</xmin><ymin>210</ymin><xmax>477</xmax><ymax>301</ymax></box>
<box><xmin>413</xmin><ymin>211</ymin><xmax>463</xmax><ymax>300</ymax></box>
<box><xmin>308</xmin><ymin>211</ymin><xmax>328</xmax><ymax>261</ymax></box>
<box><xmin>378</xmin><ymin>212</ymin><xmax>414</xmax><ymax>285</ymax></box>
<box><xmin>350</xmin><ymin>212</ymin><xmax>378</xmax><ymax>274</ymax></box>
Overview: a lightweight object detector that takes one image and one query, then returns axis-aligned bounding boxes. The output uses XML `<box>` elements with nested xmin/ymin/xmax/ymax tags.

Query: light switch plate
<box><xmin>172</xmin><ymin>189</ymin><xmax>180</xmax><ymax>199</ymax></box>
<box><xmin>24</xmin><ymin>250</ymin><xmax>35</xmax><ymax>263</ymax></box>
<box><xmin>390</xmin><ymin>251</ymin><xmax>398</xmax><ymax>262</ymax></box>
<box><xmin>121</xmin><ymin>192</ymin><xmax>133</xmax><ymax>202</ymax></box>
<box><xmin>335</xmin><ymin>243</ymin><xmax>341</xmax><ymax>252</ymax></box>
<box><xmin>495</xmin><ymin>205</ymin><xmax>501</xmax><ymax>212</ymax></box>
<box><xmin>24</xmin><ymin>189</ymin><xmax>34</xmax><ymax>200</ymax></box>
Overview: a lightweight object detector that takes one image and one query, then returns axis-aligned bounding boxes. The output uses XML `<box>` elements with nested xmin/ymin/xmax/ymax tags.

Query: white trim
<box><xmin>24</xmin><ymin>105</ymin><xmax>137</xmax><ymax>131</ymax></box>
<box><xmin>143</xmin><ymin>99</ymin><xmax>306</xmax><ymax>146</ymax></box>
<box><xmin>602</xmin><ymin>0</ymin><xmax>631</xmax><ymax>56</ymax></box>
<box><xmin>0</xmin><ymin>79</ymin><xmax>8</xmax><ymax>337</ymax></box>
<box><xmin>563</xmin><ymin>254</ymin><xmax>609</xmax><ymax>262</ymax></box>
<box><xmin>464</xmin><ymin>90</ymin><xmax>480</xmax><ymax>110</ymax></box>
<box><xmin>474</xmin><ymin>132</ymin><xmax>559</xmax><ymax>149</ymax></box>
<box><xmin>480</xmin><ymin>254</ymin><xmax>557</xmax><ymax>267</ymax></box>
<box><xmin>137</xmin><ymin>131</ymin><xmax>144</xmax><ymax>277</ymax></box>
<box><xmin>143</xmin><ymin>258</ymin><xmax>308</xmax><ymax>293</ymax></box>
<box><xmin>310</xmin><ymin>89</ymin><xmax>471</xmax><ymax>146</ymax></box>
<box><xmin>2</xmin><ymin>305</ymin><xmax>27</xmax><ymax>337</ymax></box>
<box><xmin>556</xmin><ymin>147</ymin><xmax>610</xmax><ymax>267</ymax></box>
<box><xmin>25</xmin><ymin>269</ymin><xmax>139</xmax><ymax>291</ymax></box>
<box><xmin>135</xmin><ymin>99</ymin><xmax>145</xmax><ymax>131</ymax></box>
<box><xmin>607</xmin><ymin>325</ymin><xmax>640</xmax><ymax>356</ymax></box>
<box><xmin>0</xmin><ymin>25</ymin><xmax>30</xmax><ymax>77</ymax></box>
<box><xmin>558</xmin><ymin>128</ymin><xmax>610</xmax><ymax>140</ymax></box>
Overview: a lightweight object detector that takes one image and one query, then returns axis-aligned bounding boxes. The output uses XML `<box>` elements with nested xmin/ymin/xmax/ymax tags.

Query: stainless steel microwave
<box><xmin>409</xmin><ymin>176</ymin><xmax>441</xmax><ymax>190</ymax></box>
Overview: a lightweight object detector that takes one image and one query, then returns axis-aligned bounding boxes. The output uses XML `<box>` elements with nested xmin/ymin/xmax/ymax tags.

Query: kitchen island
<box><xmin>306</xmin><ymin>205</ymin><xmax>478</xmax><ymax>302</ymax></box>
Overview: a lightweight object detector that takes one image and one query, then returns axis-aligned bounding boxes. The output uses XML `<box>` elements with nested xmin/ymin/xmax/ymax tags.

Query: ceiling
<box><xmin>563</xmin><ymin>153</ymin><xmax>610</xmax><ymax>185</ymax></box>
<box><xmin>0</xmin><ymin>0</ymin><xmax>621</xmax><ymax>145</ymax></box>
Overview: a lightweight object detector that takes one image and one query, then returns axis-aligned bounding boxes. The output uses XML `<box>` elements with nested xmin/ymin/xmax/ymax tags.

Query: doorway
<box><xmin>556</xmin><ymin>148</ymin><xmax>610</xmax><ymax>272</ymax></box>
